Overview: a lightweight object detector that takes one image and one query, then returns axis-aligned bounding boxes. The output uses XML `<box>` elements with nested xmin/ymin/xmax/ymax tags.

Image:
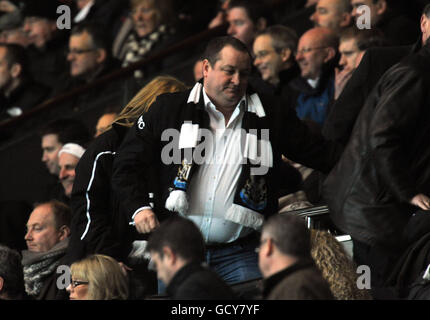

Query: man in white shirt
<box><xmin>113</xmin><ymin>36</ymin><xmax>340</xmax><ymax>285</ymax></box>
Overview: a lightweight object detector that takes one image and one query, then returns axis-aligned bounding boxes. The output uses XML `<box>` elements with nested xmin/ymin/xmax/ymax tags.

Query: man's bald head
<box><xmin>302</xmin><ymin>27</ymin><xmax>339</xmax><ymax>49</ymax></box>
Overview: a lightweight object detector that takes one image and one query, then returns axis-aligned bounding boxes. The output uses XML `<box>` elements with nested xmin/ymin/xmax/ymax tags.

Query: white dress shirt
<box><xmin>186</xmin><ymin>88</ymin><xmax>254</xmax><ymax>244</ymax></box>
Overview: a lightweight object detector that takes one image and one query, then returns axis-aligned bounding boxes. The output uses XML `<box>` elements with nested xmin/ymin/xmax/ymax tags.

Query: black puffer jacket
<box><xmin>323</xmin><ymin>43</ymin><xmax>430</xmax><ymax>247</ymax></box>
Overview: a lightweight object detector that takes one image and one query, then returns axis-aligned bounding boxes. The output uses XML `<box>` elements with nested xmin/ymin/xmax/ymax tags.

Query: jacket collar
<box><xmin>166</xmin><ymin>262</ymin><xmax>204</xmax><ymax>296</ymax></box>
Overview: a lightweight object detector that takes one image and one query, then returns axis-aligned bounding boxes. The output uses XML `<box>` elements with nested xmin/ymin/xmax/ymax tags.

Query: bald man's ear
<box><xmin>323</xmin><ymin>47</ymin><xmax>336</xmax><ymax>63</ymax></box>
<box><xmin>256</xmin><ymin>17</ymin><xmax>267</xmax><ymax>32</ymax></box>
<box><xmin>0</xmin><ymin>276</ymin><xmax>4</xmax><ymax>292</ymax></box>
<box><xmin>10</xmin><ymin>63</ymin><xmax>22</xmax><ymax>79</ymax></box>
<box><xmin>421</xmin><ymin>14</ymin><xmax>428</xmax><ymax>34</ymax></box>
<box><xmin>58</xmin><ymin>225</ymin><xmax>71</xmax><ymax>241</ymax></box>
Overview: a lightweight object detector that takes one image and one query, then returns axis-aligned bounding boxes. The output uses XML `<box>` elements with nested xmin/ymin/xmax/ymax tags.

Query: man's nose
<box><xmin>231</xmin><ymin>72</ymin><xmax>240</xmax><ymax>85</ymax></box>
<box><xmin>59</xmin><ymin>168</ymin><xmax>67</xmax><ymax>180</ymax></box>
<box><xmin>24</xmin><ymin>230</ymin><xmax>31</xmax><ymax>241</ymax></box>
<box><xmin>227</xmin><ymin>24</ymin><xmax>235</xmax><ymax>36</ymax></box>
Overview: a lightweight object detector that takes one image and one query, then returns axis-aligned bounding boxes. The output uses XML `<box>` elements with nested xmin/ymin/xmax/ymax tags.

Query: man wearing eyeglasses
<box><xmin>290</xmin><ymin>27</ymin><xmax>338</xmax><ymax>128</ymax></box>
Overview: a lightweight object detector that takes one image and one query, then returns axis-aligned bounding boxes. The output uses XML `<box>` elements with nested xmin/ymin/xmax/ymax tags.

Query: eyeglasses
<box><xmin>294</xmin><ymin>46</ymin><xmax>328</xmax><ymax>56</ymax></box>
<box><xmin>67</xmin><ymin>48</ymin><xmax>96</xmax><ymax>56</ymax></box>
<box><xmin>70</xmin><ymin>280</ymin><xmax>89</xmax><ymax>288</ymax></box>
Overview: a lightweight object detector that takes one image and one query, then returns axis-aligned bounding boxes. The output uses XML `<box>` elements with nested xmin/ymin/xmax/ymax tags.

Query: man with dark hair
<box><xmin>22</xmin><ymin>200</ymin><xmax>71</xmax><ymax>299</ymax></box>
<box><xmin>21</xmin><ymin>0</ymin><xmax>69</xmax><ymax>89</ymax></box>
<box><xmin>350</xmin><ymin>0</ymin><xmax>419</xmax><ymax>46</ymax></box>
<box><xmin>258</xmin><ymin>214</ymin><xmax>333</xmax><ymax>299</ymax></box>
<box><xmin>0</xmin><ymin>44</ymin><xmax>50</xmax><ymax>122</ymax></box>
<box><xmin>147</xmin><ymin>216</ymin><xmax>235</xmax><ymax>299</ymax></box>
<box><xmin>226</xmin><ymin>0</ymin><xmax>270</xmax><ymax>49</ymax></box>
<box><xmin>113</xmin><ymin>35</ymin><xmax>340</xmax><ymax>285</ymax></box>
<box><xmin>0</xmin><ymin>244</ymin><xmax>27</xmax><ymax>300</ymax></box>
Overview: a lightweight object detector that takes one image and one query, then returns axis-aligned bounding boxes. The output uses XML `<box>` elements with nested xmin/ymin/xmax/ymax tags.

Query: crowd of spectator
<box><xmin>1</xmin><ymin>0</ymin><xmax>430</xmax><ymax>302</ymax></box>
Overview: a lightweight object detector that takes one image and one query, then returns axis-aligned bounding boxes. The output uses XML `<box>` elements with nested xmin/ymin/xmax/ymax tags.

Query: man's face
<box><xmin>311</xmin><ymin>0</ymin><xmax>348</xmax><ymax>31</ymax></box>
<box><xmin>68</xmin><ymin>31</ymin><xmax>101</xmax><ymax>78</ymax></box>
<box><xmin>351</xmin><ymin>0</ymin><xmax>380</xmax><ymax>26</ymax></box>
<box><xmin>227</xmin><ymin>7</ymin><xmax>255</xmax><ymax>47</ymax></box>
<box><xmin>132</xmin><ymin>0</ymin><xmax>159</xmax><ymax>38</ymax></box>
<box><xmin>339</xmin><ymin>38</ymin><xmax>363</xmax><ymax>72</ymax></box>
<box><xmin>58</xmin><ymin>153</ymin><xmax>80</xmax><ymax>198</ymax></box>
<box><xmin>203</xmin><ymin>45</ymin><xmax>251</xmax><ymax>109</ymax></box>
<box><xmin>25</xmin><ymin>204</ymin><xmax>61</xmax><ymax>252</ymax></box>
<box><xmin>253</xmin><ymin>34</ymin><xmax>284</xmax><ymax>85</ymax></box>
<box><xmin>23</xmin><ymin>17</ymin><xmax>54</xmax><ymax>49</ymax></box>
<box><xmin>150</xmin><ymin>251</ymin><xmax>174</xmax><ymax>285</ymax></box>
<box><xmin>41</xmin><ymin>134</ymin><xmax>62</xmax><ymax>175</ymax></box>
<box><xmin>295</xmin><ymin>32</ymin><xmax>329</xmax><ymax>80</ymax></box>
<box><xmin>0</xmin><ymin>47</ymin><xmax>13</xmax><ymax>91</ymax></box>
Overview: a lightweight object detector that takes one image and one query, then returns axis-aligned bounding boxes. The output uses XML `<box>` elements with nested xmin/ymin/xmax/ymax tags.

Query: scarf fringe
<box><xmin>165</xmin><ymin>189</ymin><xmax>189</xmax><ymax>216</ymax></box>
<box><xmin>225</xmin><ymin>203</ymin><xmax>264</xmax><ymax>231</ymax></box>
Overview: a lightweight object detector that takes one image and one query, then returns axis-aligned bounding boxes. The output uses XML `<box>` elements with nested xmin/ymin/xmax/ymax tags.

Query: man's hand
<box><xmin>134</xmin><ymin>208</ymin><xmax>160</xmax><ymax>233</ymax></box>
<box><xmin>410</xmin><ymin>194</ymin><xmax>430</xmax><ymax>210</ymax></box>
<box><xmin>334</xmin><ymin>67</ymin><xmax>354</xmax><ymax>100</ymax></box>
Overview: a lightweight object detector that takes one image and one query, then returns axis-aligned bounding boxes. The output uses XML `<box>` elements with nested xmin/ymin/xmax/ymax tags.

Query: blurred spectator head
<box><xmin>40</xmin><ymin>118</ymin><xmax>90</xmax><ymax>175</ymax></box>
<box><xmin>130</xmin><ymin>0</ymin><xmax>174</xmax><ymax>38</ymax></box>
<box><xmin>113</xmin><ymin>75</ymin><xmax>187</xmax><ymax>129</ymax></box>
<box><xmin>147</xmin><ymin>217</ymin><xmax>205</xmax><ymax>286</ymax></box>
<box><xmin>310</xmin><ymin>0</ymin><xmax>352</xmax><ymax>33</ymax></box>
<box><xmin>421</xmin><ymin>3</ymin><xmax>430</xmax><ymax>44</ymax></box>
<box><xmin>258</xmin><ymin>214</ymin><xmax>311</xmax><ymax>278</ymax></box>
<box><xmin>295</xmin><ymin>27</ymin><xmax>338</xmax><ymax>80</ymax></box>
<box><xmin>227</xmin><ymin>0</ymin><xmax>269</xmax><ymax>48</ymax></box>
<box><xmin>0</xmin><ymin>44</ymin><xmax>29</xmax><ymax>95</ymax></box>
<box><xmin>24</xmin><ymin>200</ymin><xmax>71</xmax><ymax>253</ymax></box>
<box><xmin>351</xmin><ymin>0</ymin><xmax>387</xmax><ymax>27</ymax></box>
<box><xmin>0</xmin><ymin>10</ymin><xmax>30</xmax><ymax>47</ymax></box>
<box><xmin>253</xmin><ymin>25</ymin><xmax>298</xmax><ymax>85</ymax></box>
<box><xmin>67</xmin><ymin>254</ymin><xmax>128</xmax><ymax>300</ymax></box>
<box><xmin>22</xmin><ymin>0</ymin><xmax>60</xmax><ymax>49</ymax></box>
<box><xmin>58</xmin><ymin>143</ymin><xmax>86</xmax><ymax>198</ymax></box>
<box><xmin>202</xmin><ymin>36</ymin><xmax>252</xmax><ymax>109</ymax></box>
<box><xmin>94</xmin><ymin>106</ymin><xmax>119</xmax><ymax>137</ymax></box>
<box><xmin>0</xmin><ymin>244</ymin><xmax>25</xmax><ymax>300</ymax></box>
<box><xmin>338</xmin><ymin>27</ymin><xmax>386</xmax><ymax>73</ymax></box>
<box><xmin>68</xmin><ymin>23</ymin><xmax>109</xmax><ymax>79</ymax></box>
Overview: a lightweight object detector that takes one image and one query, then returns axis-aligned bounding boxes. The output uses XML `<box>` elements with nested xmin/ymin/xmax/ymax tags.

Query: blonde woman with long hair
<box><xmin>65</xmin><ymin>76</ymin><xmax>187</xmax><ymax>299</ymax></box>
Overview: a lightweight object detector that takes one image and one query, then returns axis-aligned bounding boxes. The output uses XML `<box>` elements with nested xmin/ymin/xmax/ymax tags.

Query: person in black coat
<box><xmin>147</xmin><ymin>216</ymin><xmax>236</xmax><ymax>300</ymax></box>
<box><xmin>323</xmin><ymin>40</ymin><xmax>430</xmax><ymax>289</ymax></box>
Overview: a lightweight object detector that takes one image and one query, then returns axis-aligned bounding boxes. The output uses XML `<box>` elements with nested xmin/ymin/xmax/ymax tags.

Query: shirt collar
<box><xmin>202</xmin><ymin>87</ymin><xmax>246</xmax><ymax>115</ymax></box>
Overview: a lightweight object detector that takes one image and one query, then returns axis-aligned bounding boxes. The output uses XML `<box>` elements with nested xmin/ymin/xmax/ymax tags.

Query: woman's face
<box><xmin>66</xmin><ymin>277</ymin><xmax>89</xmax><ymax>300</ymax></box>
<box><xmin>132</xmin><ymin>1</ymin><xmax>160</xmax><ymax>37</ymax></box>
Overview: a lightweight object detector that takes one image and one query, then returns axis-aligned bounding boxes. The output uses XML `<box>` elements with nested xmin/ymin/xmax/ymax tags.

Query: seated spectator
<box><xmin>0</xmin><ymin>7</ymin><xmax>31</xmax><ymax>47</ymax></box>
<box><xmin>58</xmin><ymin>143</ymin><xmax>86</xmax><ymax>201</ymax></box>
<box><xmin>147</xmin><ymin>216</ymin><xmax>236</xmax><ymax>300</ymax></box>
<box><xmin>310</xmin><ymin>0</ymin><xmax>352</xmax><ymax>34</ymax></box>
<box><xmin>226</xmin><ymin>0</ymin><xmax>270</xmax><ymax>49</ymax></box>
<box><xmin>94</xmin><ymin>106</ymin><xmax>119</xmax><ymax>137</ymax></box>
<box><xmin>258</xmin><ymin>214</ymin><xmax>334</xmax><ymax>300</ymax></box>
<box><xmin>0</xmin><ymin>244</ymin><xmax>27</xmax><ymax>300</ymax></box>
<box><xmin>21</xmin><ymin>0</ymin><xmax>69</xmax><ymax>90</ymax></box>
<box><xmin>0</xmin><ymin>44</ymin><xmax>50</xmax><ymax>122</ymax></box>
<box><xmin>22</xmin><ymin>200</ymin><xmax>71</xmax><ymax>300</ymax></box>
<box><xmin>310</xmin><ymin>230</ymin><xmax>372</xmax><ymax>299</ymax></box>
<box><xmin>65</xmin><ymin>76</ymin><xmax>187</xmax><ymax>298</ymax></box>
<box><xmin>39</xmin><ymin>118</ymin><xmax>90</xmax><ymax>202</ymax></box>
<box><xmin>350</xmin><ymin>0</ymin><xmax>419</xmax><ymax>46</ymax></box>
<box><xmin>67</xmin><ymin>254</ymin><xmax>128</xmax><ymax>300</ymax></box>
<box><xmin>334</xmin><ymin>27</ymin><xmax>387</xmax><ymax>99</ymax></box>
<box><xmin>113</xmin><ymin>0</ymin><xmax>178</xmax><ymax>81</ymax></box>
<box><xmin>253</xmin><ymin>25</ymin><xmax>300</xmax><ymax>102</ymax></box>
<box><xmin>290</xmin><ymin>27</ymin><xmax>338</xmax><ymax>128</ymax></box>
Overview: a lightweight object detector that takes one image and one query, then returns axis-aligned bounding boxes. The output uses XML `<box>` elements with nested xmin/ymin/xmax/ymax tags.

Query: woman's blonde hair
<box><xmin>112</xmin><ymin>75</ymin><xmax>188</xmax><ymax>129</ymax></box>
<box><xmin>310</xmin><ymin>230</ymin><xmax>372</xmax><ymax>300</ymax></box>
<box><xmin>70</xmin><ymin>254</ymin><xmax>129</xmax><ymax>300</ymax></box>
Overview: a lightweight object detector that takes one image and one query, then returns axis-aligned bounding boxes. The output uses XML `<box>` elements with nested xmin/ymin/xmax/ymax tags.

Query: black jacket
<box><xmin>323</xmin><ymin>43</ymin><xmax>430</xmax><ymax>247</ymax></box>
<box><xmin>166</xmin><ymin>262</ymin><xmax>236</xmax><ymax>300</ymax></box>
<box><xmin>112</xmin><ymin>86</ymin><xmax>341</xmax><ymax>224</ymax></box>
<box><xmin>67</xmin><ymin>124</ymin><xmax>147</xmax><ymax>265</ymax></box>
